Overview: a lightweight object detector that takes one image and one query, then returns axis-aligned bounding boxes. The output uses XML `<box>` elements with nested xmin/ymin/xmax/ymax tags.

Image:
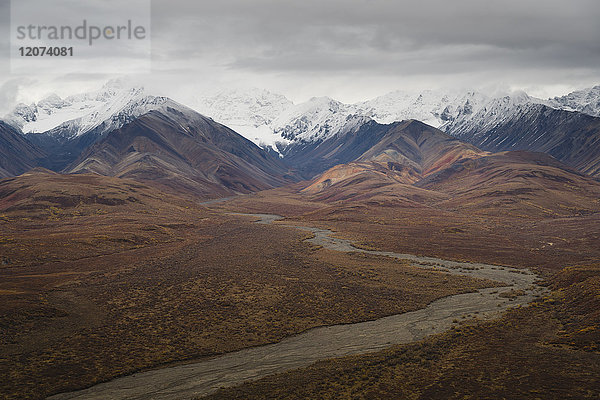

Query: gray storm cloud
<box><xmin>1</xmin><ymin>0</ymin><xmax>599</xmax><ymax>102</ymax></box>
<box><xmin>150</xmin><ymin>0</ymin><xmax>600</xmax><ymax>71</ymax></box>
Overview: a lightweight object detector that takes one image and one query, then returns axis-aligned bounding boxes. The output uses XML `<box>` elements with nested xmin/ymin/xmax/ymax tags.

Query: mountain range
<box><xmin>1</xmin><ymin>81</ymin><xmax>600</xmax><ymax>201</ymax></box>
<box><xmin>298</xmin><ymin>119</ymin><xmax>600</xmax><ymax>220</ymax></box>
<box><xmin>7</xmin><ymin>82</ymin><xmax>600</xmax><ymax>149</ymax></box>
<box><xmin>67</xmin><ymin>104</ymin><xmax>294</xmax><ymax>197</ymax></box>
<box><xmin>3</xmin><ymin>79</ymin><xmax>600</xmax><ymax>400</ymax></box>
<box><xmin>2</xmin><ymin>85</ymin><xmax>296</xmax><ymax>197</ymax></box>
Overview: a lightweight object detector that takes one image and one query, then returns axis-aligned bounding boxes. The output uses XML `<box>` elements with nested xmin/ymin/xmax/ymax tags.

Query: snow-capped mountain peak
<box><xmin>272</xmin><ymin>96</ymin><xmax>355</xmax><ymax>142</ymax></box>
<box><xmin>5</xmin><ymin>81</ymin><xmax>147</xmax><ymax>136</ymax></box>
<box><xmin>4</xmin><ymin>80</ymin><xmax>599</xmax><ymax>157</ymax></box>
<box><xmin>354</xmin><ymin>89</ymin><xmax>491</xmax><ymax>129</ymax></box>
<box><xmin>547</xmin><ymin>85</ymin><xmax>600</xmax><ymax>117</ymax></box>
<box><xmin>185</xmin><ymin>87</ymin><xmax>293</xmax><ymax>149</ymax></box>
<box><xmin>443</xmin><ymin>91</ymin><xmax>542</xmax><ymax>139</ymax></box>
<box><xmin>40</xmin><ymin>94</ymin><xmax>175</xmax><ymax>142</ymax></box>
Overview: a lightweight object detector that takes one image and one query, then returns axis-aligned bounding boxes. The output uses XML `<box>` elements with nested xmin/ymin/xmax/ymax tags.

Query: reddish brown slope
<box><xmin>66</xmin><ymin>106</ymin><xmax>296</xmax><ymax>198</ymax></box>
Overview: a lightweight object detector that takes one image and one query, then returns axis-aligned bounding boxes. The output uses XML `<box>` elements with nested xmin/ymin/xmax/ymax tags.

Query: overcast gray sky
<box><xmin>1</xmin><ymin>0</ymin><xmax>599</xmax><ymax>110</ymax></box>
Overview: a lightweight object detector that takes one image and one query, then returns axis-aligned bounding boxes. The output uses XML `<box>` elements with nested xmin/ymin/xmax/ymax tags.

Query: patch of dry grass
<box><xmin>0</xmin><ymin>174</ymin><xmax>493</xmax><ymax>399</ymax></box>
<box><xmin>216</xmin><ymin>187</ymin><xmax>600</xmax><ymax>274</ymax></box>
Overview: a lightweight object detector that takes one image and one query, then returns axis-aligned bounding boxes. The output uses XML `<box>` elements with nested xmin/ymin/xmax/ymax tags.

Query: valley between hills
<box><xmin>1</xmin><ymin>84</ymin><xmax>600</xmax><ymax>399</ymax></box>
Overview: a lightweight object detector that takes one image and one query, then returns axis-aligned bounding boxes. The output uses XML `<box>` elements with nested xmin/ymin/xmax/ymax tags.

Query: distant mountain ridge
<box><xmin>285</xmin><ymin>119</ymin><xmax>484</xmax><ymax>180</ymax></box>
<box><xmin>8</xmin><ymin>83</ymin><xmax>600</xmax><ymax>152</ymax></box>
<box><xmin>547</xmin><ymin>85</ymin><xmax>600</xmax><ymax>117</ymax></box>
<box><xmin>64</xmin><ymin>104</ymin><xmax>295</xmax><ymax>197</ymax></box>
<box><xmin>1</xmin><ymin>89</ymin><xmax>297</xmax><ymax>198</ymax></box>
<box><xmin>6</xmin><ymin>82</ymin><xmax>147</xmax><ymax>136</ymax></box>
<box><xmin>298</xmin><ymin>120</ymin><xmax>600</xmax><ymax>220</ymax></box>
<box><xmin>2</xmin><ymin>82</ymin><xmax>600</xmax><ymax>187</ymax></box>
<box><xmin>448</xmin><ymin>102</ymin><xmax>600</xmax><ymax>177</ymax></box>
<box><xmin>180</xmin><ymin>85</ymin><xmax>600</xmax><ymax>150</ymax></box>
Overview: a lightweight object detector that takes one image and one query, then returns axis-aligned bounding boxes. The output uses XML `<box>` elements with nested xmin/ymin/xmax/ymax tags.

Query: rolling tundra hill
<box><xmin>284</xmin><ymin>119</ymin><xmax>484</xmax><ymax>179</ymax></box>
<box><xmin>298</xmin><ymin>119</ymin><xmax>600</xmax><ymax>219</ymax></box>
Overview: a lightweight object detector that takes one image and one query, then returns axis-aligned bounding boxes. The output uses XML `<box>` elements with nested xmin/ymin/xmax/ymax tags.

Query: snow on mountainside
<box><xmin>187</xmin><ymin>88</ymin><xmax>293</xmax><ymax>149</ymax></box>
<box><xmin>4</xmin><ymin>81</ymin><xmax>188</xmax><ymax>146</ymax></box>
<box><xmin>443</xmin><ymin>91</ymin><xmax>537</xmax><ymax>139</ymax></box>
<box><xmin>197</xmin><ymin>88</ymin><xmax>537</xmax><ymax>146</ymax></box>
<box><xmin>5</xmin><ymin>81</ymin><xmax>599</xmax><ymax>154</ymax></box>
<box><xmin>172</xmin><ymin>88</ymin><xmax>496</xmax><ymax>147</ymax></box>
<box><xmin>6</xmin><ymin>81</ymin><xmax>145</xmax><ymax>135</ymax></box>
<box><xmin>272</xmin><ymin>97</ymin><xmax>358</xmax><ymax>143</ymax></box>
<box><xmin>41</xmin><ymin>95</ymin><xmax>173</xmax><ymax>143</ymax></box>
<box><xmin>547</xmin><ymin>85</ymin><xmax>600</xmax><ymax>117</ymax></box>
<box><xmin>249</xmin><ymin>90</ymin><xmax>493</xmax><ymax>145</ymax></box>
<box><xmin>191</xmin><ymin>85</ymin><xmax>599</xmax><ymax>148</ymax></box>
<box><xmin>189</xmin><ymin>91</ymin><xmax>366</xmax><ymax>146</ymax></box>
<box><xmin>183</xmin><ymin>90</ymin><xmax>374</xmax><ymax>148</ymax></box>
<box><xmin>355</xmin><ymin>90</ymin><xmax>491</xmax><ymax>129</ymax></box>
